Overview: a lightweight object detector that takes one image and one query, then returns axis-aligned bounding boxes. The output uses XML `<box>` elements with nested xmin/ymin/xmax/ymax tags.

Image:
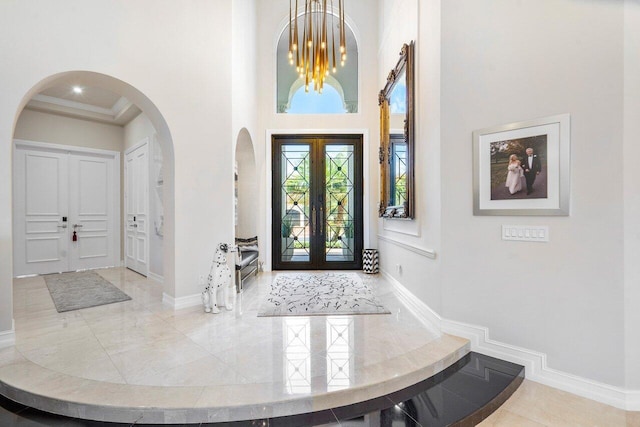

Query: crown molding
<box><xmin>26</xmin><ymin>94</ymin><xmax>140</xmax><ymax>126</ymax></box>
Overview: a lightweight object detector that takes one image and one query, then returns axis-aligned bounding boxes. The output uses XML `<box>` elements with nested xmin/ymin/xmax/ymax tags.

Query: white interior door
<box><xmin>125</xmin><ymin>140</ymin><xmax>149</xmax><ymax>276</ymax></box>
<box><xmin>69</xmin><ymin>153</ymin><xmax>117</xmax><ymax>271</ymax></box>
<box><xmin>13</xmin><ymin>147</ymin><xmax>70</xmax><ymax>276</ymax></box>
<box><xmin>13</xmin><ymin>140</ymin><xmax>120</xmax><ymax>277</ymax></box>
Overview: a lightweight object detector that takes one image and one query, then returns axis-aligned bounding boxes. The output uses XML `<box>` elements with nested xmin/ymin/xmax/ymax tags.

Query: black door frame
<box><xmin>272</xmin><ymin>134</ymin><xmax>364</xmax><ymax>270</ymax></box>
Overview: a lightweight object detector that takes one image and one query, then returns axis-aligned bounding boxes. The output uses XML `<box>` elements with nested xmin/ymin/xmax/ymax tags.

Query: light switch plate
<box><xmin>502</xmin><ymin>225</ymin><xmax>549</xmax><ymax>242</ymax></box>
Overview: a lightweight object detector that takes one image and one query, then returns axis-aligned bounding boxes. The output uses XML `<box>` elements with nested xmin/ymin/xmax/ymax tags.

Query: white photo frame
<box><xmin>473</xmin><ymin>114</ymin><xmax>570</xmax><ymax>216</ymax></box>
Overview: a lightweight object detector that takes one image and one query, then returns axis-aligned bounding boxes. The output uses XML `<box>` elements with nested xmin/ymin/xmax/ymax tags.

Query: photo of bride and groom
<box><xmin>490</xmin><ymin>135</ymin><xmax>548</xmax><ymax>200</ymax></box>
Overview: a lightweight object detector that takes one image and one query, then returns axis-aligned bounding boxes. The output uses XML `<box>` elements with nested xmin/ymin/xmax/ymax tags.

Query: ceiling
<box><xmin>25</xmin><ymin>78</ymin><xmax>141</xmax><ymax>126</ymax></box>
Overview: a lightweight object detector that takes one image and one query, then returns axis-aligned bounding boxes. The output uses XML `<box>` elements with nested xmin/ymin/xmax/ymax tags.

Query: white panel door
<box><xmin>13</xmin><ymin>148</ymin><xmax>70</xmax><ymax>276</ymax></box>
<box><xmin>69</xmin><ymin>153</ymin><xmax>117</xmax><ymax>271</ymax></box>
<box><xmin>13</xmin><ymin>140</ymin><xmax>120</xmax><ymax>277</ymax></box>
<box><xmin>125</xmin><ymin>141</ymin><xmax>149</xmax><ymax>276</ymax></box>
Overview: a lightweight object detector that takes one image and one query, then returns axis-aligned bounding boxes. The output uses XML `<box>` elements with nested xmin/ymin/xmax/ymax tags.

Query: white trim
<box><xmin>628</xmin><ymin>391</ymin><xmax>640</xmax><ymax>410</ymax></box>
<box><xmin>0</xmin><ymin>320</ymin><xmax>16</xmax><ymax>348</ymax></box>
<box><xmin>14</xmin><ymin>138</ymin><xmax>120</xmax><ymax>158</ymax></box>
<box><xmin>383</xmin><ymin>271</ymin><xmax>441</xmax><ymax>333</ymax></box>
<box><xmin>111</xmin><ymin>96</ymin><xmax>132</xmax><ymax>116</ymax></box>
<box><xmin>31</xmin><ymin>94</ymin><xmax>115</xmax><ymax>116</ymax></box>
<box><xmin>162</xmin><ymin>292</ymin><xmax>201</xmax><ymax>310</ymax></box>
<box><xmin>443</xmin><ymin>316</ymin><xmax>635</xmax><ymax>410</ymax></box>
<box><xmin>385</xmin><ymin>272</ymin><xmax>640</xmax><ymax>411</ymax></box>
<box><xmin>124</xmin><ymin>137</ymin><xmax>149</xmax><ymax>155</ymax></box>
<box><xmin>113</xmin><ymin>151</ymin><xmax>121</xmax><ymax>266</ymax></box>
<box><xmin>377</xmin><ymin>234</ymin><xmax>436</xmax><ymax>259</ymax></box>
<box><xmin>148</xmin><ymin>271</ymin><xmax>164</xmax><ymax>283</ymax></box>
<box><xmin>265</xmin><ymin>129</ymin><xmax>370</xmax><ymax>272</ymax></box>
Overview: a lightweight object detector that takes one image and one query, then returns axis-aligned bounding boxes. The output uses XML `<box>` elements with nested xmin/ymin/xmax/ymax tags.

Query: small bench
<box><xmin>235</xmin><ymin>237</ymin><xmax>259</xmax><ymax>293</ymax></box>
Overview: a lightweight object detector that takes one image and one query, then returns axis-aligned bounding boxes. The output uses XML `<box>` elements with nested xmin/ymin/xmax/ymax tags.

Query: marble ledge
<box><xmin>0</xmin><ymin>334</ymin><xmax>469</xmax><ymax>424</ymax></box>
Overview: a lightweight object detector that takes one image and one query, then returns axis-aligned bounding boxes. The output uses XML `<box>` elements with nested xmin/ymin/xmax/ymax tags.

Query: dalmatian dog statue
<box><xmin>201</xmin><ymin>243</ymin><xmax>236</xmax><ymax>313</ymax></box>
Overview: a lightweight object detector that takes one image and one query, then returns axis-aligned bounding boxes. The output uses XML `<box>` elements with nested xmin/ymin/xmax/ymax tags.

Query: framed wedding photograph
<box><xmin>473</xmin><ymin>114</ymin><xmax>570</xmax><ymax>216</ymax></box>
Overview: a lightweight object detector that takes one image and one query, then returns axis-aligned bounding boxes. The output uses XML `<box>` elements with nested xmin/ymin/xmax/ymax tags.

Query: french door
<box><xmin>13</xmin><ymin>141</ymin><xmax>119</xmax><ymax>276</ymax></box>
<box><xmin>272</xmin><ymin>135</ymin><xmax>363</xmax><ymax>270</ymax></box>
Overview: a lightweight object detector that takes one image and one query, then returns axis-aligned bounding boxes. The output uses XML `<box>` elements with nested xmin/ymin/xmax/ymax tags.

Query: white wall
<box><xmin>377</xmin><ymin>0</ymin><xmax>635</xmax><ymax>393</ymax></box>
<box><xmin>0</xmin><ymin>0</ymin><xmax>235</xmax><ymax>337</ymax></box>
<box><xmin>232</xmin><ymin>0</ymin><xmax>259</xmax><ymax>246</ymax></box>
<box><xmin>439</xmin><ymin>0</ymin><xmax>625</xmax><ymax>386</ymax></box>
<box><xmin>256</xmin><ymin>0</ymin><xmax>379</xmax><ymax>269</ymax></box>
<box><xmin>124</xmin><ymin>113</ymin><xmax>164</xmax><ymax>278</ymax></box>
<box><xmin>377</xmin><ymin>0</ymin><xmax>443</xmax><ymax>312</ymax></box>
<box><xmin>624</xmin><ymin>0</ymin><xmax>640</xmax><ymax>390</ymax></box>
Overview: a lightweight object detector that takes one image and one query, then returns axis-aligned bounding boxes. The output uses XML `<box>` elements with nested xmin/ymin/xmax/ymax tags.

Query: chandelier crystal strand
<box><xmin>340</xmin><ymin>0</ymin><xmax>346</xmax><ymax>66</ymax></box>
<box><xmin>289</xmin><ymin>0</ymin><xmax>345</xmax><ymax>93</ymax></box>
<box><xmin>331</xmin><ymin>0</ymin><xmax>337</xmax><ymax>74</ymax></box>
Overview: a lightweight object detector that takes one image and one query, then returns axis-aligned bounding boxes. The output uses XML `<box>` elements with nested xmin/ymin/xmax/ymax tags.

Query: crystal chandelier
<box><xmin>288</xmin><ymin>0</ymin><xmax>347</xmax><ymax>93</ymax></box>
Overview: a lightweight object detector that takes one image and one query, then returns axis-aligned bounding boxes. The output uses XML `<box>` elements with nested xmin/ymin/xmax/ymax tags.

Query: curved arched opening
<box><xmin>276</xmin><ymin>8</ymin><xmax>359</xmax><ymax>114</ymax></box>
<box><xmin>10</xmin><ymin>71</ymin><xmax>176</xmax><ymax>299</ymax></box>
<box><xmin>234</xmin><ymin>128</ymin><xmax>257</xmax><ymax>240</ymax></box>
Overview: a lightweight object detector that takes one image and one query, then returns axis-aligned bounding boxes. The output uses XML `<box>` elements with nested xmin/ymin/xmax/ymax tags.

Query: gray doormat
<box><xmin>44</xmin><ymin>270</ymin><xmax>131</xmax><ymax>313</ymax></box>
<box><xmin>257</xmin><ymin>272</ymin><xmax>390</xmax><ymax>317</ymax></box>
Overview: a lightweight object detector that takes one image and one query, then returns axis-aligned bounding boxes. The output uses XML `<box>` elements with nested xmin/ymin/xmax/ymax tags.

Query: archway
<box><xmin>10</xmin><ymin>71</ymin><xmax>176</xmax><ymax>306</ymax></box>
<box><xmin>275</xmin><ymin>7</ymin><xmax>359</xmax><ymax>114</ymax></box>
<box><xmin>234</xmin><ymin>128</ymin><xmax>257</xmax><ymax>240</ymax></box>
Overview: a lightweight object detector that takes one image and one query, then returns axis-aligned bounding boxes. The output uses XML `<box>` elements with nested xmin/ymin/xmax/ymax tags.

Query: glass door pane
<box><xmin>325</xmin><ymin>144</ymin><xmax>355</xmax><ymax>262</ymax></box>
<box><xmin>273</xmin><ymin>135</ymin><xmax>362</xmax><ymax>270</ymax></box>
<box><xmin>280</xmin><ymin>144</ymin><xmax>311</xmax><ymax>263</ymax></box>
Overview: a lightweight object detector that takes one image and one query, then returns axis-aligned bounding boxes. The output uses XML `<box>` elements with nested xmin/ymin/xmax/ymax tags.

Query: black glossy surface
<box><xmin>0</xmin><ymin>352</ymin><xmax>524</xmax><ymax>426</ymax></box>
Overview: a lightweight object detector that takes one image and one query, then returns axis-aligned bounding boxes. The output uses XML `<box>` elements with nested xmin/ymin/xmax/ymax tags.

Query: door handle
<box><xmin>311</xmin><ymin>205</ymin><xmax>316</xmax><ymax>237</ymax></box>
<box><xmin>57</xmin><ymin>225</ymin><xmax>67</xmax><ymax>229</ymax></box>
<box><xmin>319</xmin><ymin>206</ymin><xmax>324</xmax><ymax>236</ymax></box>
<box><xmin>73</xmin><ymin>224</ymin><xmax>83</xmax><ymax>229</ymax></box>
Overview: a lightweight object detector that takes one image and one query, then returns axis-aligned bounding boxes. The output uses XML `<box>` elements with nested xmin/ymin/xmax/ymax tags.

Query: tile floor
<box><xmin>3</xmin><ymin>267</ymin><xmax>640</xmax><ymax>426</ymax></box>
<box><xmin>479</xmin><ymin>380</ymin><xmax>640</xmax><ymax>427</ymax></box>
<box><xmin>11</xmin><ymin>268</ymin><xmax>448</xmax><ymax>387</ymax></box>
<box><xmin>3</xmin><ymin>267</ymin><xmax>468</xmax><ymax>423</ymax></box>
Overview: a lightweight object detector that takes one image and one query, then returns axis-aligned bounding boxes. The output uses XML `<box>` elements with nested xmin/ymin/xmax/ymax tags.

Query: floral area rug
<box><xmin>257</xmin><ymin>272</ymin><xmax>390</xmax><ymax>317</ymax></box>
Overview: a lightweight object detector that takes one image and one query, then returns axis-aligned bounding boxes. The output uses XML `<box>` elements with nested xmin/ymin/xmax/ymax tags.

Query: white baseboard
<box><xmin>148</xmin><ymin>272</ymin><xmax>164</xmax><ymax>283</ymax></box>
<box><xmin>383</xmin><ymin>268</ymin><xmax>640</xmax><ymax>411</ymax></box>
<box><xmin>0</xmin><ymin>320</ymin><xmax>16</xmax><ymax>348</ymax></box>
<box><xmin>627</xmin><ymin>391</ymin><xmax>640</xmax><ymax>410</ymax></box>
<box><xmin>383</xmin><ymin>271</ymin><xmax>441</xmax><ymax>334</ymax></box>
<box><xmin>162</xmin><ymin>292</ymin><xmax>201</xmax><ymax>310</ymax></box>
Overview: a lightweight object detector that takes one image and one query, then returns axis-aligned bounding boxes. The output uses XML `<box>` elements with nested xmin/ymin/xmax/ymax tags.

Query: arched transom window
<box><xmin>276</xmin><ymin>9</ymin><xmax>358</xmax><ymax>114</ymax></box>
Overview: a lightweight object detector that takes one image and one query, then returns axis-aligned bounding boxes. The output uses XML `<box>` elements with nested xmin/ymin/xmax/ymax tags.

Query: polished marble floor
<box><xmin>479</xmin><ymin>380</ymin><xmax>640</xmax><ymax>427</ymax></box>
<box><xmin>3</xmin><ymin>268</ymin><xmax>638</xmax><ymax>426</ymax></box>
<box><xmin>0</xmin><ymin>268</ymin><xmax>468</xmax><ymax>424</ymax></box>
<box><xmin>0</xmin><ymin>350</ymin><xmax>524</xmax><ymax>426</ymax></box>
